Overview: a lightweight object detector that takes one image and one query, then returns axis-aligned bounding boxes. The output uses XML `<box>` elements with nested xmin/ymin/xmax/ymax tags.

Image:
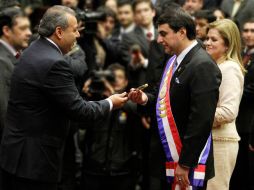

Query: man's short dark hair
<box><xmin>108</xmin><ymin>63</ymin><xmax>127</xmax><ymax>79</ymax></box>
<box><xmin>157</xmin><ymin>8</ymin><xmax>196</xmax><ymax>40</ymax></box>
<box><xmin>97</xmin><ymin>6</ymin><xmax>116</xmax><ymax>21</ymax></box>
<box><xmin>117</xmin><ymin>0</ymin><xmax>132</xmax><ymax>8</ymax></box>
<box><xmin>243</xmin><ymin>18</ymin><xmax>254</xmax><ymax>25</ymax></box>
<box><xmin>0</xmin><ymin>7</ymin><xmax>24</xmax><ymax>37</ymax></box>
<box><xmin>194</xmin><ymin>10</ymin><xmax>216</xmax><ymax>23</ymax></box>
<box><xmin>132</xmin><ymin>0</ymin><xmax>154</xmax><ymax>12</ymax></box>
<box><xmin>0</xmin><ymin>0</ymin><xmax>20</xmax><ymax>10</ymax></box>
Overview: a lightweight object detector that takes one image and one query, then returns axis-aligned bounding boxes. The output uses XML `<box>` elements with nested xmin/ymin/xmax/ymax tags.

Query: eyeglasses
<box><xmin>243</xmin><ymin>29</ymin><xmax>254</xmax><ymax>33</ymax></box>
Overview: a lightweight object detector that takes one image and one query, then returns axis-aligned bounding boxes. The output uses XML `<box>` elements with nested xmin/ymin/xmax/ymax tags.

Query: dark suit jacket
<box><xmin>220</xmin><ymin>0</ymin><xmax>254</xmax><ymax>30</ymax></box>
<box><xmin>146</xmin><ymin>40</ymin><xmax>170</xmax><ymax>90</ymax></box>
<box><xmin>121</xmin><ymin>26</ymin><xmax>158</xmax><ymax>87</ymax></box>
<box><xmin>140</xmin><ymin>43</ymin><xmax>221</xmax><ymax>180</ymax></box>
<box><xmin>121</xmin><ymin>26</ymin><xmax>152</xmax><ymax>63</ymax></box>
<box><xmin>0</xmin><ymin>37</ymin><xmax>110</xmax><ymax>183</ymax></box>
<box><xmin>236</xmin><ymin>51</ymin><xmax>254</xmax><ymax>146</ymax></box>
<box><xmin>0</xmin><ymin>43</ymin><xmax>16</xmax><ymax>141</ymax></box>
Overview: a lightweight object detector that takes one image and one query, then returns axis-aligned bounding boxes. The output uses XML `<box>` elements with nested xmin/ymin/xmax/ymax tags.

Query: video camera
<box><xmin>88</xmin><ymin>69</ymin><xmax>115</xmax><ymax>99</ymax></box>
<box><xmin>76</xmin><ymin>10</ymin><xmax>106</xmax><ymax>34</ymax></box>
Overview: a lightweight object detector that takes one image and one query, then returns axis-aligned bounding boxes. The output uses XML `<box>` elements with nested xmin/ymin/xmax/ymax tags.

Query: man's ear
<box><xmin>55</xmin><ymin>26</ymin><xmax>63</xmax><ymax>39</ymax></box>
<box><xmin>124</xmin><ymin>79</ymin><xmax>128</xmax><ymax>87</ymax></box>
<box><xmin>2</xmin><ymin>25</ymin><xmax>12</xmax><ymax>38</ymax></box>
<box><xmin>178</xmin><ymin>27</ymin><xmax>187</xmax><ymax>39</ymax></box>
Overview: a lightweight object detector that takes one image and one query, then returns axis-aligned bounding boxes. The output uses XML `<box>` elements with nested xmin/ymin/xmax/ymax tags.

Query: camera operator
<box><xmin>82</xmin><ymin>69</ymin><xmax>115</xmax><ymax>100</ymax></box>
<box><xmin>80</xmin><ymin>64</ymin><xmax>143</xmax><ymax>190</ymax></box>
<box><xmin>77</xmin><ymin>6</ymin><xmax>122</xmax><ymax>72</ymax></box>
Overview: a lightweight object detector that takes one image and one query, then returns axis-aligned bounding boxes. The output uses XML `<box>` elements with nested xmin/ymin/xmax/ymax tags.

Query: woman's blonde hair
<box><xmin>209</xmin><ymin>19</ymin><xmax>245</xmax><ymax>73</ymax></box>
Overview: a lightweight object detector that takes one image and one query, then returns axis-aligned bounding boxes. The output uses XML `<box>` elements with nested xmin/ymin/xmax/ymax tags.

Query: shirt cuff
<box><xmin>106</xmin><ymin>98</ymin><xmax>113</xmax><ymax>111</ymax></box>
<box><xmin>143</xmin><ymin>59</ymin><xmax>148</xmax><ymax>68</ymax></box>
<box><xmin>141</xmin><ymin>97</ymin><xmax>148</xmax><ymax>106</ymax></box>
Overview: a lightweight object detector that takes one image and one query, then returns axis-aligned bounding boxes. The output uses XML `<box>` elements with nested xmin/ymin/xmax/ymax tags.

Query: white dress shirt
<box><xmin>176</xmin><ymin>40</ymin><xmax>198</xmax><ymax>69</ymax></box>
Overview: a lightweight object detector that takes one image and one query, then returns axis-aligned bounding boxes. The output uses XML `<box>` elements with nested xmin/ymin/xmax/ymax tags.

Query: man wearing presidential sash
<box><xmin>128</xmin><ymin>8</ymin><xmax>221</xmax><ymax>190</ymax></box>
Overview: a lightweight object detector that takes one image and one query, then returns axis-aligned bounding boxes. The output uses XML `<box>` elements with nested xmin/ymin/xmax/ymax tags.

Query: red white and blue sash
<box><xmin>156</xmin><ymin>55</ymin><xmax>212</xmax><ymax>190</ymax></box>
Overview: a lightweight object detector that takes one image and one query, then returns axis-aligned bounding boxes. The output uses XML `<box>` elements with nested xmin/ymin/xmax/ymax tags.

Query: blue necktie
<box><xmin>172</xmin><ymin>60</ymin><xmax>178</xmax><ymax>74</ymax></box>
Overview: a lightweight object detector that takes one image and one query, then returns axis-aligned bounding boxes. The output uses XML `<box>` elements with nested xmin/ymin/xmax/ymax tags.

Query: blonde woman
<box><xmin>204</xmin><ymin>19</ymin><xmax>245</xmax><ymax>190</ymax></box>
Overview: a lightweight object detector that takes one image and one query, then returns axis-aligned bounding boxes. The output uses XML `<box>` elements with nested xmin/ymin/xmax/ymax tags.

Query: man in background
<box><xmin>194</xmin><ymin>10</ymin><xmax>216</xmax><ymax>42</ymax></box>
<box><xmin>182</xmin><ymin>0</ymin><xmax>203</xmax><ymax>15</ymax></box>
<box><xmin>121</xmin><ymin>0</ymin><xmax>156</xmax><ymax>87</ymax></box>
<box><xmin>114</xmin><ymin>0</ymin><xmax>135</xmax><ymax>40</ymax></box>
<box><xmin>0</xmin><ymin>6</ymin><xmax>31</xmax><ymax>189</ymax></box>
<box><xmin>0</xmin><ymin>7</ymin><xmax>31</xmax><ymax>141</ymax></box>
<box><xmin>220</xmin><ymin>0</ymin><xmax>254</xmax><ymax>30</ymax></box>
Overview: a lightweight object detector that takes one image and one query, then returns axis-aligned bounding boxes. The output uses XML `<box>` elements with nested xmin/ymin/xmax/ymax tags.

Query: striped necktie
<box><xmin>172</xmin><ymin>60</ymin><xmax>178</xmax><ymax>74</ymax></box>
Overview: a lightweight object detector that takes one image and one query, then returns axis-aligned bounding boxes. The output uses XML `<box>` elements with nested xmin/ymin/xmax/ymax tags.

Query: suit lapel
<box><xmin>172</xmin><ymin>44</ymin><xmax>201</xmax><ymax>80</ymax></box>
<box><xmin>135</xmin><ymin>27</ymin><xmax>149</xmax><ymax>53</ymax></box>
<box><xmin>0</xmin><ymin>43</ymin><xmax>17</xmax><ymax>65</ymax></box>
<box><xmin>227</xmin><ymin>0</ymin><xmax>234</xmax><ymax>16</ymax></box>
<box><xmin>234</xmin><ymin>0</ymin><xmax>248</xmax><ymax>17</ymax></box>
<box><xmin>154</xmin><ymin>28</ymin><xmax>158</xmax><ymax>39</ymax></box>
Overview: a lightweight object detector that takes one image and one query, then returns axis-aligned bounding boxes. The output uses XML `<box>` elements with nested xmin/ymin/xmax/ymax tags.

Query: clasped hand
<box><xmin>109</xmin><ymin>92</ymin><xmax>128</xmax><ymax>109</ymax></box>
<box><xmin>175</xmin><ymin>164</ymin><xmax>190</xmax><ymax>189</ymax></box>
<box><xmin>110</xmin><ymin>88</ymin><xmax>149</xmax><ymax>109</ymax></box>
<box><xmin>128</xmin><ymin>88</ymin><xmax>148</xmax><ymax>105</ymax></box>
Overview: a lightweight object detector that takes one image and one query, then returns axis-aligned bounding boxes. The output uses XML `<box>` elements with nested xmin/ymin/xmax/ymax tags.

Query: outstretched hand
<box><xmin>109</xmin><ymin>92</ymin><xmax>128</xmax><ymax>109</ymax></box>
<box><xmin>128</xmin><ymin>88</ymin><xmax>148</xmax><ymax>105</ymax></box>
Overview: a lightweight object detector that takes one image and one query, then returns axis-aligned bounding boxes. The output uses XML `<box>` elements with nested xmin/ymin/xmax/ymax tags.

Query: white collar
<box><xmin>45</xmin><ymin>37</ymin><xmax>62</xmax><ymax>55</ymax></box>
<box><xmin>0</xmin><ymin>39</ymin><xmax>17</xmax><ymax>56</ymax></box>
<box><xmin>120</xmin><ymin>23</ymin><xmax>135</xmax><ymax>34</ymax></box>
<box><xmin>142</xmin><ymin>25</ymin><xmax>155</xmax><ymax>40</ymax></box>
<box><xmin>176</xmin><ymin>40</ymin><xmax>198</xmax><ymax>68</ymax></box>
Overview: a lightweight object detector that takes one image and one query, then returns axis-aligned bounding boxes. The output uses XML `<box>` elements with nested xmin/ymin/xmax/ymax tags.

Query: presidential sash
<box><xmin>156</xmin><ymin>55</ymin><xmax>212</xmax><ymax>190</ymax></box>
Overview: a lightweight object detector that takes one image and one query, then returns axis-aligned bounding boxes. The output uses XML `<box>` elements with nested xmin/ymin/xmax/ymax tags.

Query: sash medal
<box><xmin>156</xmin><ymin>55</ymin><xmax>212</xmax><ymax>190</ymax></box>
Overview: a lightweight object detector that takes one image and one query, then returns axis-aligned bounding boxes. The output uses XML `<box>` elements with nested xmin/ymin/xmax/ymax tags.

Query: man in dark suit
<box><xmin>0</xmin><ymin>5</ymin><xmax>128</xmax><ymax>190</ymax></box>
<box><xmin>120</xmin><ymin>0</ymin><xmax>156</xmax><ymax>87</ymax></box>
<box><xmin>128</xmin><ymin>8</ymin><xmax>221</xmax><ymax>190</ymax></box>
<box><xmin>0</xmin><ymin>7</ymin><xmax>31</xmax><ymax>141</ymax></box>
<box><xmin>220</xmin><ymin>0</ymin><xmax>254</xmax><ymax>30</ymax></box>
<box><xmin>230</xmin><ymin>18</ymin><xmax>254</xmax><ymax>190</ymax></box>
<box><xmin>113</xmin><ymin>0</ymin><xmax>135</xmax><ymax>40</ymax></box>
<box><xmin>0</xmin><ymin>7</ymin><xmax>31</xmax><ymax>189</ymax></box>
